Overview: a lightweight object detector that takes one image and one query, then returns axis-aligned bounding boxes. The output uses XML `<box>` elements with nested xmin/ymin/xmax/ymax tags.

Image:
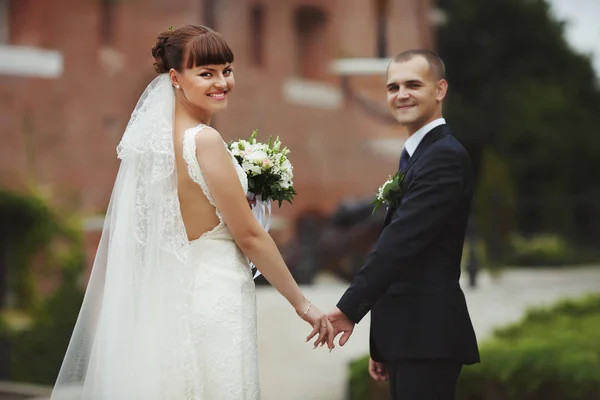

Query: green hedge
<box><xmin>505</xmin><ymin>233</ymin><xmax>572</xmax><ymax>266</ymax></box>
<box><xmin>7</xmin><ymin>265</ymin><xmax>84</xmax><ymax>384</ymax></box>
<box><xmin>503</xmin><ymin>233</ymin><xmax>600</xmax><ymax>267</ymax></box>
<box><xmin>348</xmin><ymin>293</ymin><xmax>600</xmax><ymax>400</ymax></box>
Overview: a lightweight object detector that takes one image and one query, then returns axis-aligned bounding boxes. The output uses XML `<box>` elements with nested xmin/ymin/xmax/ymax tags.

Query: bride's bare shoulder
<box><xmin>194</xmin><ymin>126</ymin><xmax>224</xmax><ymax>150</ymax></box>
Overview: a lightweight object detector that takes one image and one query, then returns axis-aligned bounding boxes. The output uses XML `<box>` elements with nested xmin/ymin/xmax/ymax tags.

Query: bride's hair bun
<box><xmin>150</xmin><ymin>25</ymin><xmax>234</xmax><ymax>74</ymax></box>
<box><xmin>151</xmin><ymin>31</ymin><xmax>173</xmax><ymax>73</ymax></box>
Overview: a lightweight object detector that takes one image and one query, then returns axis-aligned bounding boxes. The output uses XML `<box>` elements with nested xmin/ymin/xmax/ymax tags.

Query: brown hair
<box><xmin>151</xmin><ymin>25</ymin><xmax>234</xmax><ymax>73</ymax></box>
<box><xmin>392</xmin><ymin>49</ymin><xmax>446</xmax><ymax>80</ymax></box>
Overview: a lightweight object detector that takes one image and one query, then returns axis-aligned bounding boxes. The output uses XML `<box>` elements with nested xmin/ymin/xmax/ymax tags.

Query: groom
<box><xmin>328</xmin><ymin>50</ymin><xmax>480</xmax><ymax>399</ymax></box>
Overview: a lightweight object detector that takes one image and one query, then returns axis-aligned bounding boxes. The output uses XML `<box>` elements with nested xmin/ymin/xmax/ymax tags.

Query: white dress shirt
<box><xmin>403</xmin><ymin>118</ymin><xmax>446</xmax><ymax>157</ymax></box>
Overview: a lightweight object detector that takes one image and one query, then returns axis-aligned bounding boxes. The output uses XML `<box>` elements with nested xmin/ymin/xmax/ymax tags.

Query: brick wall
<box><xmin>0</xmin><ymin>0</ymin><xmax>435</xmax><ymax>271</ymax></box>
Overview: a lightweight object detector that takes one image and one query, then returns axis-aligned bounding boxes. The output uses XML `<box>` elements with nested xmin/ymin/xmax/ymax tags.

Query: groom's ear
<box><xmin>436</xmin><ymin>79</ymin><xmax>448</xmax><ymax>103</ymax></box>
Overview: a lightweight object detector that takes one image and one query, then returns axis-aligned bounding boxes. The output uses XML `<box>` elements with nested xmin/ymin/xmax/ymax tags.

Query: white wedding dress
<box><xmin>50</xmin><ymin>75</ymin><xmax>260</xmax><ymax>399</ymax></box>
<box><xmin>177</xmin><ymin>124</ymin><xmax>260</xmax><ymax>399</ymax></box>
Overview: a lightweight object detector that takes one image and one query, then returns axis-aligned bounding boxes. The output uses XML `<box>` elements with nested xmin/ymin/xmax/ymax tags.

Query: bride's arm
<box><xmin>195</xmin><ymin>128</ymin><xmax>334</xmax><ymax>348</ymax></box>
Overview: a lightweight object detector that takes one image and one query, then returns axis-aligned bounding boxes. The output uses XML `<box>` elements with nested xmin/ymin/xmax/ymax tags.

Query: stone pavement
<box><xmin>256</xmin><ymin>267</ymin><xmax>600</xmax><ymax>400</ymax></box>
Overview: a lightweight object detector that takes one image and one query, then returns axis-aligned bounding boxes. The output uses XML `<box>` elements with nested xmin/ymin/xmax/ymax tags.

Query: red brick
<box><xmin>1</xmin><ymin>0</ymin><xmax>434</xmax><ymax>274</ymax></box>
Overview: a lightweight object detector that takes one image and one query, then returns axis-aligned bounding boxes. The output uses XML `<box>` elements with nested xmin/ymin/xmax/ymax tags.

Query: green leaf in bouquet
<box><xmin>249</xmin><ymin>129</ymin><xmax>258</xmax><ymax>143</ymax></box>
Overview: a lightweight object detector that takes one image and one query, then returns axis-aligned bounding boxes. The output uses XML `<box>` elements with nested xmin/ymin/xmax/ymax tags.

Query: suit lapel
<box><xmin>380</xmin><ymin>124</ymin><xmax>451</xmax><ymax>230</ymax></box>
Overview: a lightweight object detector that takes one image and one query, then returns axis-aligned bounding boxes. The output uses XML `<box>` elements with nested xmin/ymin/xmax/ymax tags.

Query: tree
<box><xmin>436</xmin><ymin>0</ymin><xmax>600</xmax><ymax>253</ymax></box>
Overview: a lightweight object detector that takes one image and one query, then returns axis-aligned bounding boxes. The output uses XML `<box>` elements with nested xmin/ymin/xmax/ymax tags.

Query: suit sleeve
<box><xmin>337</xmin><ymin>146</ymin><xmax>465</xmax><ymax>323</ymax></box>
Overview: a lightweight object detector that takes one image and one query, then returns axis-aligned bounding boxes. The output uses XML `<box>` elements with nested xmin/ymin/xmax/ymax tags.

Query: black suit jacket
<box><xmin>337</xmin><ymin>124</ymin><xmax>480</xmax><ymax>365</ymax></box>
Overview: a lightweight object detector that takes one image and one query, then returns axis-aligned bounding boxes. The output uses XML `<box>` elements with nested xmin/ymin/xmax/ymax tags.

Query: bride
<box><xmin>50</xmin><ymin>24</ymin><xmax>334</xmax><ymax>399</ymax></box>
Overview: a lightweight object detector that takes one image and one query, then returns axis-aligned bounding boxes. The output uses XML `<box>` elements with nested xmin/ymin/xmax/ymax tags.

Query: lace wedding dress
<box><xmin>177</xmin><ymin>124</ymin><xmax>260</xmax><ymax>398</ymax></box>
<box><xmin>50</xmin><ymin>75</ymin><xmax>260</xmax><ymax>399</ymax></box>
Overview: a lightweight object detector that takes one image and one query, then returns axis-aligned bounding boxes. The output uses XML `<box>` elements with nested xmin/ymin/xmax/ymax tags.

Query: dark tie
<box><xmin>399</xmin><ymin>148</ymin><xmax>410</xmax><ymax>173</ymax></box>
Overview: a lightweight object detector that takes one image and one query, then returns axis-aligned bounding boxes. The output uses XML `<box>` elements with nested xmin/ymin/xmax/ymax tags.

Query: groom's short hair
<box><xmin>391</xmin><ymin>49</ymin><xmax>446</xmax><ymax>80</ymax></box>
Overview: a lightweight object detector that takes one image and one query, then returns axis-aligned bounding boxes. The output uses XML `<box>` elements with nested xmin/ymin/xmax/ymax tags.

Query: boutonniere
<box><xmin>371</xmin><ymin>171</ymin><xmax>405</xmax><ymax>214</ymax></box>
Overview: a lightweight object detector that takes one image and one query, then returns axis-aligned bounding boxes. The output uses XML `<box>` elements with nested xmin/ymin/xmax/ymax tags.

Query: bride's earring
<box><xmin>175</xmin><ymin>85</ymin><xmax>180</xmax><ymax>89</ymax></box>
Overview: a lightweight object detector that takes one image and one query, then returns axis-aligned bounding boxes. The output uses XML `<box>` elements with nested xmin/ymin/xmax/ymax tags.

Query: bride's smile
<box><xmin>207</xmin><ymin>91</ymin><xmax>228</xmax><ymax>100</ymax></box>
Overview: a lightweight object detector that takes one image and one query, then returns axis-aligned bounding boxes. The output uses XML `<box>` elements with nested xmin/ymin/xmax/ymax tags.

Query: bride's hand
<box><xmin>296</xmin><ymin>301</ymin><xmax>335</xmax><ymax>351</ymax></box>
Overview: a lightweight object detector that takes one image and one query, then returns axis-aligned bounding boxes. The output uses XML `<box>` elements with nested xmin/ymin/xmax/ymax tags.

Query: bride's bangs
<box><xmin>185</xmin><ymin>31</ymin><xmax>234</xmax><ymax>68</ymax></box>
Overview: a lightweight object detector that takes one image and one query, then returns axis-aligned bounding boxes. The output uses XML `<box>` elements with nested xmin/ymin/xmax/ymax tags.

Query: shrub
<box><xmin>505</xmin><ymin>233</ymin><xmax>573</xmax><ymax>267</ymax></box>
<box><xmin>347</xmin><ymin>293</ymin><xmax>600</xmax><ymax>400</ymax></box>
<box><xmin>7</xmin><ymin>263</ymin><xmax>84</xmax><ymax>384</ymax></box>
<box><xmin>0</xmin><ymin>189</ymin><xmax>85</xmax><ymax>384</ymax></box>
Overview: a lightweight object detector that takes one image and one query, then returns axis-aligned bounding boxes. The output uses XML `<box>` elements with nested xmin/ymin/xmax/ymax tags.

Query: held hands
<box><xmin>295</xmin><ymin>303</ymin><xmax>355</xmax><ymax>352</ymax></box>
<box><xmin>327</xmin><ymin>307</ymin><xmax>355</xmax><ymax>347</ymax></box>
<box><xmin>296</xmin><ymin>300</ymin><xmax>335</xmax><ymax>351</ymax></box>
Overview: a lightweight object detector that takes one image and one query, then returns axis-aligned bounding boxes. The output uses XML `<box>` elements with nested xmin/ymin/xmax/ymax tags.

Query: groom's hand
<box><xmin>327</xmin><ymin>307</ymin><xmax>355</xmax><ymax>346</ymax></box>
<box><xmin>368</xmin><ymin>357</ymin><xmax>388</xmax><ymax>382</ymax></box>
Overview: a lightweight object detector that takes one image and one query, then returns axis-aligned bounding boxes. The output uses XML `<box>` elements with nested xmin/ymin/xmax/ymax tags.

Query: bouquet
<box><xmin>229</xmin><ymin>130</ymin><xmax>297</xmax><ymax>278</ymax></box>
<box><xmin>229</xmin><ymin>130</ymin><xmax>297</xmax><ymax>206</ymax></box>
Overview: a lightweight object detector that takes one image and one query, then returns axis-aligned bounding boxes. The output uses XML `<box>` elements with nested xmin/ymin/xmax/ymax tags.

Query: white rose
<box><xmin>281</xmin><ymin>166</ymin><xmax>293</xmax><ymax>179</ymax></box>
<box><xmin>242</xmin><ymin>161</ymin><xmax>262</xmax><ymax>176</ymax></box>
<box><xmin>260</xmin><ymin>158</ymin><xmax>273</xmax><ymax>169</ymax></box>
<box><xmin>280</xmin><ymin>159</ymin><xmax>292</xmax><ymax>173</ymax></box>
<box><xmin>246</xmin><ymin>150</ymin><xmax>269</xmax><ymax>164</ymax></box>
<box><xmin>281</xmin><ymin>178</ymin><xmax>293</xmax><ymax>189</ymax></box>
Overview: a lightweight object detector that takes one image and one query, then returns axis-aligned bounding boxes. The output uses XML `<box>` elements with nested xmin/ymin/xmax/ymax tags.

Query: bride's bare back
<box><xmin>173</xmin><ymin>127</ymin><xmax>220</xmax><ymax>241</ymax></box>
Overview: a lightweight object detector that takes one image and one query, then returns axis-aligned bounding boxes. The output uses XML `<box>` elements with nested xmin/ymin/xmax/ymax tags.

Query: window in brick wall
<box><xmin>374</xmin><ymin>0</ymin><xmax>389</xmax><ymax>58</ymax></box>
<box><xmin>249</xmin><ymin>4</ymin><xmax>264</xmax><ymax>67</ymax></box>
<box><xmin>100</xmin><ymin>0</ymin><xmax>116</xmax><ymax>46</ymax></box>
<box><xmin>203</xmin><ymin>0</ymin><xmax>216</xmax><ymax>29</ymax></box>
<box><xmin>0</xmin><ymin>0</ymin><xmax>9</xmax><ymax>44</ymax></box>
<box><xmin>293</xmin><ymin>5</ymin><xmax>328</xmax><ymax>80</ymax></box>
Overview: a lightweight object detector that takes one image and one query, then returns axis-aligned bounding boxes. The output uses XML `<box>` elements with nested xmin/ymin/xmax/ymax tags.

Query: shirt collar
<box><xmin>403</xmin><ymin>118</ymin><xmax>446</xmax><ymax>156</ymax></box>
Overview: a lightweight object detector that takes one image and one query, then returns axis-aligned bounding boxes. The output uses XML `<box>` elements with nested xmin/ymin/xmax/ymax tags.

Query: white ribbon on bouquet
<box><xmin>247</xmin><ymin>193</ymin><xmax>272</xmax><ymax>279</ymax></box>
